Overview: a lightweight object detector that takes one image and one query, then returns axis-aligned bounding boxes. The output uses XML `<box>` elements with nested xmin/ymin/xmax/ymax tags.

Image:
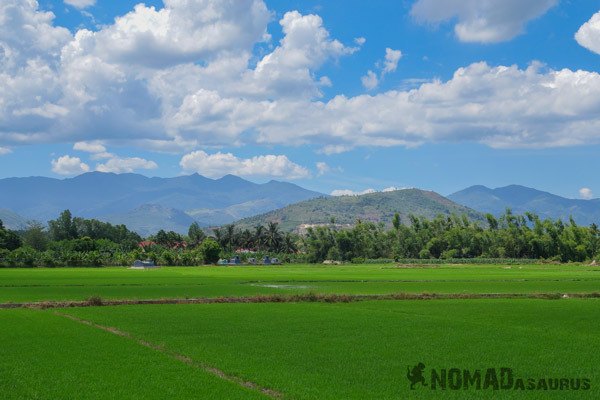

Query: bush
<box><xmin>199</xmin><ymin>238</ymin><xmax>221</xmax><ymax>264</ymax></box>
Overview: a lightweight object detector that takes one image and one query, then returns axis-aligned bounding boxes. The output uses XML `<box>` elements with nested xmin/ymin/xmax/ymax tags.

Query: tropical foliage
<box><xmin>1</xmin><ymin>209</ymin><xmax>599</xmax><ymax>267</ymax></box>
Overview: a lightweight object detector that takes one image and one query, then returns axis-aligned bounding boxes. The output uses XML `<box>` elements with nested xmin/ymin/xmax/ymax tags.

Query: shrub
<box><xmin>199</xmin><ymin>238</ymin><xmax>221</xmax><ymax>264</ymax></box>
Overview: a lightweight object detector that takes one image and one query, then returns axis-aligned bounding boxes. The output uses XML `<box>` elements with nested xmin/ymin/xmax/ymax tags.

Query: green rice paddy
<box><xmin>1</xmin><ymin>264</ymin><xmax>599</xmax><ymax>399</ymax></box>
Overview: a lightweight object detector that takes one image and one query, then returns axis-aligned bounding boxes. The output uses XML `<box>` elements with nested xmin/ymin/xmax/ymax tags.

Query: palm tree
<box><xmin>265</xmin><ymin>222</ymin><xmax>282</xmax><ymax>252</ymax></box>
<box><xmin>253</xmin><ymin>225</ymin><xmax>265</xmax><ymax>251</ymax></box>
<box><xmin>281</xmin><ymin>232</ymin><xmax>298</xmax><ymax>254</ymax></box>
<box><xmin>224</xmin><ymin>224</ymin><xmax>237</xmax><ymax>251</ymax></box>
<box><xmin>212</xmin><ymin>228</ymin><xmax>225</xmax><ymax>249</ymax></box>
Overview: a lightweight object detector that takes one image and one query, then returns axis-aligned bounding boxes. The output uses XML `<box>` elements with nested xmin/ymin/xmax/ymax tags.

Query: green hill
<box><xmin>234</xmin><ymin>189</ymin><xmax>484</xmax><ymax>232</ymax></box>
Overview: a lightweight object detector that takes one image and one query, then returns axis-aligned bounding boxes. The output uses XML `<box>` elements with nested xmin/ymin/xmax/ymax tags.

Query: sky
<box><xmin>1</xmin><ymin>0</ymin><xmax>600</xmax><ymax>199</ymax></box>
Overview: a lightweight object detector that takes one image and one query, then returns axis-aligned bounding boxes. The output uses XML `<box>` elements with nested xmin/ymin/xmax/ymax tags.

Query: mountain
<box><xmin>0</xmin><ymin>209</ymin><xmax>29</xmax><ymax>230</ymax></box>
<box><xmin>234</xmin><ymin>189</ymin><xmax>484</xmax><ymax>232</ymax></box>
<box><xmin>103</xmin><ymin>204</ymin><xmax>197</xmax><ymax>238</ymax></box>
<box><xmin>0</xmin><ymin>172</ymin><xmax>323</xmax><ymax>234</ymax></box>
<box><xmin>448</xmin><ymin>185</ymin><xmax>600</xmax><ymax>225</ymax></box>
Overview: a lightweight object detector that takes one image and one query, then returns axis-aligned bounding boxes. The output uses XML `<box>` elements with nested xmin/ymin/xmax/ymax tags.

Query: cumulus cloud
<box><xmin>576</xmin><ymin>12</ymin><xmax>600</xmax><ymax>55</ymax></box>
<box><xmin>180</xmin><ymin>151</ymin><xmax>310</xmax><ymax>179</ymax></box>
<box><xmin>95</xmin><ymin>156</ymin><xmax>158</xmax><ymax>173</ymax></box>
<box><xmin>4</xmin><ymin>0</ymin><xmax>600</xmax><ymax>159</ymax></box>
<box><xmin>579</xmin><ymin>187</ymin><xmax>594</xmax><ymax>200</ymax></box>
<box><xmin>247</xmin><ymin>10</ymin><xmax>358</xmax><ymax>98</ymax></box>
<box><xmin>383</xmin><ymin>48</ymin><xmax>402</xmax><ymax>74</ymax></box>
<box><xmin>0</xmin><ymin>147</ymin><xmax>12</xmax><ymax>155</ymax></box>
<box><xmin>331</xmin><ymin>188</ymin><xmax>376</xmax><ymax>196</ymax></box>
<box><xmin>51</xmin><ymin>155</ymin><xmax>90</xmax><ymax>175</ymax></box>
<box><xmin>73</xmin><ymin>141</ymin><xmax>106</xmax><ymax>153</ymax></box>
<box><xmin>86</xmin><ymin>0</ymin><xmax>271</xmax><ymax>69</ymax></box>
<box><xmin>361</xmin><ymin>48</ymin><xmax>401</xmax><ymax>90</ymax></box>
<box><xmin>0</xmin><ymin>0</ymin><xmax>71</xmax><ymax>142</ymax></box>
<box><xmin>411</xmin><ymin>0</ymin><xmax>557</xmax><ymax>43</ymax></box>
<box><xmin>361</xmin><ymin>70</ymin><xmax>379</xmax><ymax>90</ymax></box>
<box><xmin>64</xmin><ymin>0</ymin><xmax>96</xmax><ymax>9</ymax></box>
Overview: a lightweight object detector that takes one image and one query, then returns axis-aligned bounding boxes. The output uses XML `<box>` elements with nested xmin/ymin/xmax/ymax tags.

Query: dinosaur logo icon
<box><xmin>407</xmin><ymin>363</ymin><xmax>427</xmax><ymax>389</ymax></box>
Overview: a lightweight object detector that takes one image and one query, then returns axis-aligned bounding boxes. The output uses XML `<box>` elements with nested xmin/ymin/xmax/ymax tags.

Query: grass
<box><xmin>0</xmin><ymin>309</ymin><xmax>267</xmax><ymax>399</ymax></box>
<box><xmin>62</xmin><ymin>299</ymin><xmax>600</xmax><ymax>399</ymax></box>
<box><xmin>1</xmin><ymin>263</ymin><xmax>599</xmax><ymax>399</ymax></box>
<box><xmin>1</xmin><ymin>263</ymin><xmax>599</xmax><ymax>302</ymax></box>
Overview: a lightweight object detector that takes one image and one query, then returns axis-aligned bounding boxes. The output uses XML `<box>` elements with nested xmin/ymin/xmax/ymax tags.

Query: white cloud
<box><xmin>4</xmin><ymin>0</ymin><xmax>600</xmax><ymax>158</ymax></box>
<box><xmin>255</xmin><ymin>61</ymin><xmax>600</xmax><ymax>151</ymax></box>
<box><xmin>51</xmin><ymin>155</ymin><xmax>90</xmax><ymax>175</ymax></box>
<box><xmin>579</xmin><ymin>187</ymin><xmax>594</xmax><ymax>200</ymax></box>
<box><xmin>73</xmin><ymin>141</ymin><xmax>106</xmax><ymax>153</ymax></box>
<box><xmin>73</xmin><ymin>140</ymin><xmax>113</xmax><ymax>160</ymax></box>
<box><xmin>411</xmin><ymin>0</ymin><xmax>557</xmax><ymax>43</ymax></box>
<box><xmin>316</xmin><ymin>161</ymin><xmax>330</xmax><ymax>176</ymax></box>
<box><xmin>180</xmin><ymin>151</ymin><xmax>310</xmax><ymax>179</ymax></box>
<box><xmin>576</xmin><ymin>12</ymin><xmax>600</xmax><ymax>55</ymax></box>
<box><xmin>331</xmin><ymin>188</ymin><xmax>376</xmax><ymax>196</ymax></box>
<box><xmin>95</xmin><ymin>156</ymin><xmax>158</xmax><ymax>173</ymax></box>
<box><xmin>64</xmin><ymin>0</ymin><xmax>96</xmax><ymax>9</ymax></box>
<box><xmin>361</xmin><ymin>70</ymin><xmax>379</xmax><ymax>90</ymax></box>
<box><xmin>361</xmin><ymin>48</ymin><xmax>401</xmax><ymax>90</ymax></box>
<box><xmin>382</xmin><ymin>186</ymin><xmax>401</xmax><ymax>192</ymax></box>
<box><xmin>86</xmin><ymin>0</ymin><xmax>271</xmax><ymax>69</ymax></box>
<box><xmin>247</xmin><ymin>10</ymin><xmax>358</xmax><ymax>98</ymax></box>
<box><xmin>354</xmin><ymin>37</ymin><xmax>366</xmax><ymax>45</ymax></box>
<box><xmin>0</xmin><ymin>147</ymin><xmax>12</xmax><ymax>155</ymax></box>
<box><xmin>383</xmin><ymin>48</ymin><xmax>402</xmax><ymax>74</ymax></box>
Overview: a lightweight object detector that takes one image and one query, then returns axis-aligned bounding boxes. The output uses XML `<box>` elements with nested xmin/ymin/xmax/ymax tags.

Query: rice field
<box><xmin>1</xmin><ymin>264</ymin><xmax>599</xmax><ymax>399</ymax></box>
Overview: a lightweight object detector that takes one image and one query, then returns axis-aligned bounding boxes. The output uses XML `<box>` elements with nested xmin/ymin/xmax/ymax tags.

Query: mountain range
<box><xmin>0</xmin><ymin>172</ymin><xmax>322</xmax><ymax>235</ymax></box>
<box><xmin>449</xmin><ymin>185</ymin><xmax>600</xmax><ymax>226</ymax></box>
<box><xmin>234</xmin><ymin>189</ymin><xmax>484</xmax><ymax>232</ymax></box>
<box><xmin>1</xmin><ymin>173</ymin><xmax>598</xmax><ymax>235</ymax></box>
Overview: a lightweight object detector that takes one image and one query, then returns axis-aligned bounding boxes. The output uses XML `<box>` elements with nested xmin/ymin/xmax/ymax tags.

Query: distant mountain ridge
<box><xmin>235</xmin><ymin>189</ymin><xmax>484</xmax><ymax>232</ymax></box>
<box><xmin>0</xmin><ymin>172</ymin><xmax>323</xmax><ymax>234</ymax></box>
<box><xmin>0</xmin><ymin>209</ymin><xmax>28</xmax><ymax>230</ymax></box>
<box><xmin>449</xmin><ymin>185</ymin><xmax>600</xmax><ymax>225</ymax></box>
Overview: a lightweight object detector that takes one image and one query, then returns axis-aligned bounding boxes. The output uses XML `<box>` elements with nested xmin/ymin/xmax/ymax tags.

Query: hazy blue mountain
<box><xmin>0</xmin><ymin>172</ymin><xmax>323</xmax><ymax>234</ymax></box>
<box><xmin>0</xmin><ymin>209</ymin><xmax>29</xmax><ymax>230</ymax></box>
<box><xmin>449</xmin><ymin>185</ymin><xmax>600</xmax><ymax>225</ymax></box>
<box><xmin>103</xmin><ymin>204</ymin><xmax>197</xmax><ymax>237</ymax></box>
<box><xmin>235</xmin><ymin>189</ymin><xmax>484</xmax><ymax>232</ymax></box>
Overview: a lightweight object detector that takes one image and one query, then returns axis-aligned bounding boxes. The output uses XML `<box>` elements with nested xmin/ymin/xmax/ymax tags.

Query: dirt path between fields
<box><xmin>1</xmin><ymin>292</ymin><xmax>599</xmax><ymax>309</ymax></box>
<box><xmin>54</xmin><ymin>311</ymin><xmax>284</xmax><ymax>399</ymax></box>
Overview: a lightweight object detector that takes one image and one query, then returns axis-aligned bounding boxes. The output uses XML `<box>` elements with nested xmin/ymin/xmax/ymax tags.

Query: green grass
<box><xmin>63</xmin><ymin>299</ymin><xmax>600</xmax><ymax>399</ymax></box>
<box><xmin>1</xmin><ymin>263</ymin><xmax>599</xmax><ymax>303</ymax></box>
<box><xmin>1</xmin><ymin>264</ymin><xmax>599</xmax><ymax>399</ymax></box>
<box><xmin>0</xmin><ymin>309</ymin><xmax>267</xmax><ymax>399</ymax></box>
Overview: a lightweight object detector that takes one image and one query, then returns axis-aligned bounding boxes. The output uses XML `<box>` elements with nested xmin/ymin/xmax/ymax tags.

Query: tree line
<box><xmin>1</xmin><ymin>209</ymin><xmax>599</xmax><ymax>267</ymax></box>
<box><xmin>303</xmin><ymin>211</ymin><xmax>600</xmax><ymax>263</ymax></box>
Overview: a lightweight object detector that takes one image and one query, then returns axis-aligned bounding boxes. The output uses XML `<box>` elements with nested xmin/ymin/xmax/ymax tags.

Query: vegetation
<box><xmin>0</xmin><ymin>309</ymin><xmax>266</xmax><ymax>400</ymax></box>
<box><xmin>1</xmin><ymin>264</ymin><xmax>599</xmax><ymax>303</ymax></box>
<box><xmin>302</xmin><ymin>211</ymin><xmax>600</xmax><ymax>263</ymax></box>
<box><xmin>1</xmin><ymin>208</ymin><xmax>599</xmax><ymax>267</ymax></box>
<box><xmin>1</xmin><ymin>264</ymin><xmax>599</xmax><ymax>398</ymax></box>
<box><xmin>235</xmin><ymin>189</ymin><xmax>483</xmax><ymax>231</ymax></box>
<box><xmin>61</xmin><ymin>300</ymin><xmax>600</xmax><ymax>399</ymax></box>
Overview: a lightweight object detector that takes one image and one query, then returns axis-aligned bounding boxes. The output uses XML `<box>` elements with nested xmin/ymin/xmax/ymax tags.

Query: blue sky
<box><xmin>1</xmin><ymin>0</ymin><xmax>600</xmax><ymax>199</ymax></box>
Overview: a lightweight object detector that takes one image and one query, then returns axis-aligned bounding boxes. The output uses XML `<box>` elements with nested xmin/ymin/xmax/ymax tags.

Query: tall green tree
<box><xmin>48</xmin><ymin>210</ymin><xmax>78</xmax><ymax>241</ymax></box>
<box><xmin>187</xmin><ymin>222</ymin><xmax>206</xmax><ymax>247</ymax></box>
<box><xmin>22</xmin><ymin>221</ymin><xmax>49</xmax><ymax>251</ymax></box>
<box><xmin>0</xmin><ymin>219</ymin><xmax>22</xmax><ymax>251</ymax></box>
